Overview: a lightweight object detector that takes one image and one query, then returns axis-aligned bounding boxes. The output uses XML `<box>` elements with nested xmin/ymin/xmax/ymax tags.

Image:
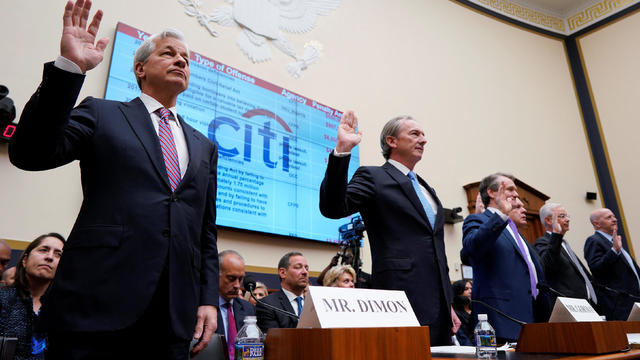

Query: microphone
<box><xmin>593</xmin><ymin>282</ymin><xmax>640</xmax><ymax>301</ymax></box>
<box><xmin>537</xmin><ymin>282</ymin><xmax>567</xmax><ymax>298</ymax></box>
<box><xmin>243</xmin><ymin>276</ymin><xmax>299</xmax><ymax>320</ymax></box>
<box><xmin>470</xmin><ymin>299</ymin><xmax>527</xmax><ymax>326</ymax></box>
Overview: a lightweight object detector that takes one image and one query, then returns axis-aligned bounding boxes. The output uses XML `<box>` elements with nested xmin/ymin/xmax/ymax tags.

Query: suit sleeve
<box><xmin>256</xmin><ymin>301</ymin><xmax>279</xmax><ymax>334</ymax></box>
<box><xmin>461</xmin><ymin>212</ymin><xmax>509</xmax><ymax>258</ymax></box>
<box><xmin>584</xmin><ymin>236</ymin><xmax>621</xmax><ymax>274</ymax></box>
<box><xmin>9</xmin><ymin>62</ymin><xmax>95</xmax><ymax>170</ymax></box>
<box><xmin>199</xmin><ymin>144</ymin><xmax>219</xmax><ymax>306</ymax></box>
<box><xmin>534</xmin><ymin>233</ymin><xmax>563</xmax><ymax>272</ymax></box>
<box><xmin>319</xmin><ymin>152</ymin><xmax>375</xmax><ymax>219</ymax></box>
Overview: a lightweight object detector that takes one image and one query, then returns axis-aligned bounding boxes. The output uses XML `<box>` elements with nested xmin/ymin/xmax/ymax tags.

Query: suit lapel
<box><xmin>278</xmin><ymin>291</ymin><xmax>297</xmax><ymax>327</ymax></box>
<box><xmin>382</xmin><ymin>162</ymin><xmax>433</xmax><ymax>232</ymax></box>
<box><xmin>119</xmin><ymin>98</ymin><xmax>171</xmax><ymax>191</ymax></box>
<box><xmin>175</xmin><ymin>116</ymin><xmax>203</xmax><ymax>191</ymax></box>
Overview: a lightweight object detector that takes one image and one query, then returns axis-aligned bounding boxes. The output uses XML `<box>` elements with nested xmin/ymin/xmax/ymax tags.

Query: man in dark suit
<box><xmin>462</xmin><ymin>173</ymin><xmax>547</xmax><ymax>342</ymax></box>
<box><xmin>257</xmin><ymin>252</ymin><xmax>308</xmax><ymax>333</ymax></box>
<box><xmin>584</xmin><ymin>208</ymin><xmax>640</xmax><ymax>320</ymax></box>
<box><xmin>534</xmin><ymin>203</ymin><xmax>598</xmax><ymax>308</ymax></box>
<box><xmin>216</xmin><ymin>250</ymin><xmax>256</xmax><ymax>359</ymax></box>
<box><xmin>319</xmin><ymin>112</ymin><xmax>455</xmax><ymax>345</ymax></box>
<box><xmin>8</xmin><ymin>1</ymin><xmax>218</xmax><ymax>358</ymax></box>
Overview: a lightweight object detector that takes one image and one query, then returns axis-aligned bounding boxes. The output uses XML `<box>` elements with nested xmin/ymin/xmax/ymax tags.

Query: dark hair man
<box><xmin>256</xmin><ymin>252</ymin><xmax>308</xmax><ymax>333</ymax></box>
<box><xmin>584</xmin><ymin>208</ymin><xmax>640</xmax><ymax>320</ymax></box>
<box><xmin>462</xmin><ymin>173</ymin><xmax>548</xmax><ymax>343</ymax></box>
<box><xmin>319</xmin><ymin>112</ymin><xmax>455</xmax><ymax>345</ymax></box>
<box><xmin>8</xmin><ymin>1</ymin><xmax>219</xmax><ymax>358</ymax></box>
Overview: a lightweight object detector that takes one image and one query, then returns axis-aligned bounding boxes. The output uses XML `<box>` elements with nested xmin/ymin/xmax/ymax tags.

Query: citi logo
<box><xmin>208</xmin><ymin>109</ymin><xmax>292</xmax><ymax>172</ymax></box>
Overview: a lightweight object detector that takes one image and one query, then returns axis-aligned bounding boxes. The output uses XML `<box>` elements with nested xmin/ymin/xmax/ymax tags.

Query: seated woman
<box><xmin>245</xmin><ymin>281</ymin><xmax>269</xmax><ymax>306</ymax></box>
<box><xmin>322</xmin><ymin>265</ymin><xmax>356</xmax><ymax>288</ymax></box>
<box><xmin>452</xmin><ymin>279</ymin><xmax>474</xmax><ymax>344</ymax></box>
<box><xmin>0</xmin><ymin>233</ymin><xmax>65</xmax><ymax>360</ymax></box>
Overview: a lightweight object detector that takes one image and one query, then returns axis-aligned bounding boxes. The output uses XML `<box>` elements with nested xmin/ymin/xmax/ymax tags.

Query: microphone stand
<box><xmin>470</xmin><ymin>299</ymin><xmax>527</xmax><ymax>326</ymax></box>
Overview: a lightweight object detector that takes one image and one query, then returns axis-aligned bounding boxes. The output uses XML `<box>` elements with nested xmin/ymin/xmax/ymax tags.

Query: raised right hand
<box><xmin>61</xmin><ymin>0</ymin><xmax>110</xmax><ymax>73</ymax></box>
<box><xmin>612</xmin><ymin>225</ymin><xmax>622</xmax><ymax>251</ymax></box>
<box><xmin>335</xmin><ymin>110</ymin><xmax>362</xmax><ymax>153</ymax></box>
<box><xmin>495</xmin><ymin>181</ymin><xmax>513</xmax><ymax>216</ymax></box>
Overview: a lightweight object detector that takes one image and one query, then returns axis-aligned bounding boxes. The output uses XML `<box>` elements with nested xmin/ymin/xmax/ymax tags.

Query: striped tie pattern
<box><xmin>157</xmin><ymin>108</ymin><xmax>181</xmax><ymax>191</ymax></box>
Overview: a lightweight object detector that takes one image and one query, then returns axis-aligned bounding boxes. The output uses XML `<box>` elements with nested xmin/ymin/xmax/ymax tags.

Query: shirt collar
<box><xmin>218</xmin><ymin>295</ymin><xmax>234</xmax><ymax>307</ymax></box>
<box><xmin>281</xmin><ymin>288</ymin><xmax>302</xmax><ymax>303</ymax></box>
<box><xmin>597</xmin><ymin>230</ymin><xmax>613</xmax><ymax>241</ymax></box>
<box><xmin>388</xmin><ymin>159</ymin><xmax>411</xmax><ymax>176</ymax></box>
<box><xmin>139</xmin><ymin>93</ymin><xmax>181</xmax><ymax>128</ymax></box>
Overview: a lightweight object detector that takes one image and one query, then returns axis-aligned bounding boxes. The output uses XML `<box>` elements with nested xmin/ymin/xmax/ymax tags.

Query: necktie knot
<box><xmin>158</xmin><ymin>107</ymin><xmax>172</xmax><ymax>122</ymax></box>
<box><xmin>408</xmin><ymin>171</ymin><xmax>416</xmax><ymax>181</ymax></box>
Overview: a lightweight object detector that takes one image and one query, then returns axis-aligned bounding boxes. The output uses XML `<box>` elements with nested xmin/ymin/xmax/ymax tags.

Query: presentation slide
<box><xmin>104</xmin><ymin>23</ymin><xmax>359</xmax><ymax>243</ymax></box>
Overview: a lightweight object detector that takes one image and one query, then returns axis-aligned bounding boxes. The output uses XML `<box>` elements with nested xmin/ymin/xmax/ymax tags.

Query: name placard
<box><xmin>548</xmin><ymin>297</ymin><xmax>603</xmax><ymax>322</ymax></box>
<box><xmin>627</xmin><ymin>303</ymin><xmax>640</xmax><ymax>321</ymax></box>
<box><xmin>297</xmin><ymin>286</ymin><xmax>419</xmax><ymax>328</ymax></box>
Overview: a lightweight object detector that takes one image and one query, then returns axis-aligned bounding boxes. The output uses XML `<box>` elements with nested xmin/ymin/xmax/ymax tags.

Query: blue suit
<box><xmin>9</xmin><ymin>63</ymin><xmax>219</xmax><ymax>339</ymax></box>
<box><xmin>462</xmin><ymin>210</ymin><xmax>547</xmax><ymax>341</ymax></box>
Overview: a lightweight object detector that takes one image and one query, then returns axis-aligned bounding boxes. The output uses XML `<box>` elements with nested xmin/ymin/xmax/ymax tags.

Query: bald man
<box><xmin>584</xmin><ymin>208</ymin><xmax>640</xmax><ymax>320</ymax></box>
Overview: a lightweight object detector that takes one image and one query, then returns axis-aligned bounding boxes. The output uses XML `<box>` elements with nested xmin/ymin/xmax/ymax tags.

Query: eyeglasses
<box><xmin>0</xmin><ymin>259</ymin><xmax>9</xmax><ymax>267</ymax></box>
<box><xmin>557</xmin><ymin>214</ymin><xmax>571</xmax><ymax>219</ymax></box>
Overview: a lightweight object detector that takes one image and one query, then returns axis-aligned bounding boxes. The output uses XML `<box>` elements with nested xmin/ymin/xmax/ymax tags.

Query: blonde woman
<box><xmin>322</xmin><ymin>265</ymin><xmax>356</xmax><ymax>288</ymax></box>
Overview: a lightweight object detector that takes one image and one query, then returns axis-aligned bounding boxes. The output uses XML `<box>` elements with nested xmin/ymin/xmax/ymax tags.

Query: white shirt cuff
<box><xmin>54</xmin><ymin>56</ymin><xmax>83</xmax><ymax>74</ymax></box>
<box><xmin>332</xmin><ymin>149</ymin><xmax>350</xmax><ymax>157</ymax></box>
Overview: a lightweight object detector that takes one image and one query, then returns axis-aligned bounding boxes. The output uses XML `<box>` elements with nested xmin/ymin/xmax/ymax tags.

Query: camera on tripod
<box><xmin>338</xmin><ymin>215</ymin><xmax>365</xmax><ymax>245</ymax></box>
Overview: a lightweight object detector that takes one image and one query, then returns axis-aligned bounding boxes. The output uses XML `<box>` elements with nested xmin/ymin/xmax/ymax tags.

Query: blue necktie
<box><xmin>295</xmin><ymin>296</ymin><xmax>303</xmax><ymax>316</ymax></box>
<box><xmin>408</xmin><ymin>171</ymin><xmax>435</xmax><ymax>227</ymax></box>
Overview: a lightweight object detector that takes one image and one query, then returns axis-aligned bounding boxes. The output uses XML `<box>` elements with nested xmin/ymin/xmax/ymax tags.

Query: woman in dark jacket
<box><xmin>452</xmin><ymin>279</ymin><xmax>474</xmax><ymax>344</ymax></box>
<box><xmin>0</xmin><ymin>233</ymin><xmax>64</xmax><ymax>360</ymax></box>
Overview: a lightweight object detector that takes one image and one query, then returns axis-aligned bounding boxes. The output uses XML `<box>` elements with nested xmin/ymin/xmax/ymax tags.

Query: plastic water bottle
<box><xmin>474</xmin><ymin>314</ymin><xmax>497</xmax><ymax>359</ymax></box>
<box><xmin>234</xmin><ymin>316</ymin><xmax>264</xmax><ymax>360</ymax></box>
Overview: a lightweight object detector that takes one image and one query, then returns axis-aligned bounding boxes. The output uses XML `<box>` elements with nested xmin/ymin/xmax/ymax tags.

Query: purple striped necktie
<box><xmin>157</xmin><ymin>108</ymin><xmax>181</xmax><ymax>192</ymax></box>
<box><xmin>507</xmin><ymin>218</ymin><xmax>538</xmax><ymax>299</ymax></box>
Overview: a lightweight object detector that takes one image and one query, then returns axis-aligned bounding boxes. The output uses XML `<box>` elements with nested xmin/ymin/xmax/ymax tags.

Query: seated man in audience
<box><xmin>462</xmin><ymin>173</ymin><xmax>548</xmax><ymax>343</ymax></box>
<box><xmin>256</xmin><ymin>252</ymin><xmax>308</xmax><ymax>333</ymax></box>
<box><xmin>585</xmin><ymin>208</ymin><xmax>640</xmax><ymax>320</ymax></box>
<box><xmin>215</xmin><ymin>250</ymin><xmax>255</xmax><ymax>359</ymax></box>
<box><xmin>0</xmin><ymin>240</ymin><xmax>11</xmax><ymax>278</ymax></box>
<box><xmin>0</xmin><ymin>233</ymin><xmax>65</xmax><ymax>360</ymax></box>
<box><xmin>535</xmin><ymin>203</ymin><xmax>597</xmax><ymax>308</ymax></box>
<box><xmin>1</xmin><ymin>266</ymin><xmax>16</xmax><ymax>287</ymax></box>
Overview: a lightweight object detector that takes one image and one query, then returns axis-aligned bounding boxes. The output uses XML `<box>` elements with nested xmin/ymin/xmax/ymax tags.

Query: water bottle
<box><xmin>234</xmin><ymin>316</ymin><xmax>264</xmax><ymax>360</ymax></box>
<box><xmin>474</xmin><ymin>314</ymin><xmax>497</xmax><ymax>359</ymax></box>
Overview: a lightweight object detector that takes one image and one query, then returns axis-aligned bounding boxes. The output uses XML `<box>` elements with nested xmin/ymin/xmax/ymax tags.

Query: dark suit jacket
<box><xmin>318</xmin><ymin>153</ymin><xmax>453</xmax><ymax>343</ymax></box>
<box><xmin>534</xmin><ymin>232</ymin><xmax>594</xmax><ymax>304</ymax></box>
<box><xmin>462</xmin><ymin>210</ymin><xmax>547</xmax><ymax>341</ymax></box>
<box><xmin>216</xmin><ymin>297</ymin><xmax>256</xmax><ymax>337</ymax></box>
<box><xmin>584</xmin><ymin>231</ymin><xmax>640</xmax><ymax>320</ymax></box>
<box><xmin>256</xmin><ymin>290</ymin><xmax>298</xmax><ymax>333</ymax></box>
<box><xmin>9</xmin><ymin>63</ymin><xmax>219</xmax><ymax>339</ymax></box>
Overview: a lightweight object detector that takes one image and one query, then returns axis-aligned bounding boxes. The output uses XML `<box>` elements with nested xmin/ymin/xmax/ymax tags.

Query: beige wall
<box><xmin>0</xmin><ymin>0</ymin><xmax>603</xmax><ymax>279</ymax></box>
<box><xmin>577</xmin><ymin>12</ymin><xmax>640</xmax><ymax>259</ymax></box>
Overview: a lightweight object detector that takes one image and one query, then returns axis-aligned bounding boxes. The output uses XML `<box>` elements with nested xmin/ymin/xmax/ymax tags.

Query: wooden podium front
<box><xmin>516</xmin><ymin>322</ymin><xmax>629</xmax><ymax>354</ymax></box>
<box><xmin>264</xmin><ymin>326</ymin><xmax>431</xmax><ymax>360</ymax></box>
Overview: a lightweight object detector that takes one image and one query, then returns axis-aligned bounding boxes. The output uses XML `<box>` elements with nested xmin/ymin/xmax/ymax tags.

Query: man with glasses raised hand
<box><xmin>534</xmin><ymin>203</ymin><xmax>598</xmax><ymax>308</ymax></box>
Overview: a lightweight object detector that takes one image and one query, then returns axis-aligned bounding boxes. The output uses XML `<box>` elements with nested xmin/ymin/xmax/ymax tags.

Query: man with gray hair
<box><xmin>534</xmin><ymin>203</ymin><xmax>597</xmax><ymax>307</ymax></box>
<box><xmin>9</xmin><ymin>1</ymin><xmax>219</xmax><ymax>358</ymax></box>
<box><xmin>319</xmin><ymin>111</ymin><xmax>454</xmax><ymax>345</ymax></box>
<box><xmin>216</xmin><ymin>250</ymin><xmax>255</xmax><ymax>359</ymax></box>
